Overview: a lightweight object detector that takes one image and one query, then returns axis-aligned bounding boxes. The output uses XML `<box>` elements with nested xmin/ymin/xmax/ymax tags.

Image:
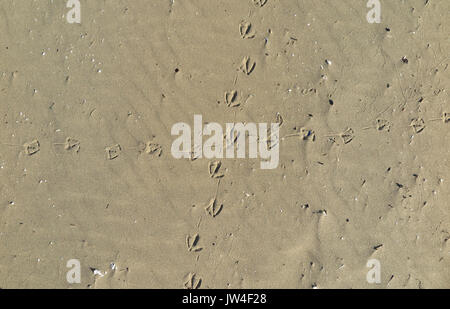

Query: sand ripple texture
<box><xmin>0</xmin><ymin>0</ymin><xmax>448</xmax><ymax>288</ymax></box>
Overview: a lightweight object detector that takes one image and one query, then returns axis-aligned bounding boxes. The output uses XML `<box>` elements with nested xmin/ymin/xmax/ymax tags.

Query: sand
<box><xmin>0</xmin><ymin>0</ymin><xmax>448</xmax><ymax>289</ymax></box>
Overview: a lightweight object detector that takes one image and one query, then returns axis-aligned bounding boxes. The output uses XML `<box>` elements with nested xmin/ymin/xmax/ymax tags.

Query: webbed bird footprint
<box><xmin>340</xmin><ymin>128</ymin><xmax>354</xmax><ymax>144</ymax></box>
<box><xmin>186</xmin><ymin>234</ymin><xmax>202</xmax><ymax>252</ymax></box>
<box><xmin>23</xmin><ymin>140</ymin><xmax>40</xmax><ymax>156</ymax></box>
<box><xmin>184</xmin><ymin>272</ymin><xmax>202</xmax><ymax>289</ymax></box>
<box><xmin>325</xmin><ymin>128</ymin><xmax>354</xmax><ymax>145</ymax></box>
<box><xmin>105</xmin><ymin>144</ymin><xmax>122</xmax><ymax>160</ymax></box>
<box><xmin>208</xmin><ymin>160</ymin><xmax>224</xmax><ymax>178</ymax></box>
<box><xmin>443</xmin><ymin>112</ymin><xmax>450</xmax><ymax>123</ymax></box>
<box><xmin>144</xmin><ymin>141</ymin><xmax>162</xmax><ymax>157</ymax></box>
<box><xmin>225</xmin><ymin>90</ymin><xmax>240</xmax><ymax>107</ymax></box>
<box><xmin>64</xmin><ymin>137</ymin><xmax>80</xmax><ymax>152</ymax></box>
<box><xmin>205</xmin><ymin>198</ymin><xmax>223</xmax><ymax>218</ymax></box>
<box><xmin>240</xmin><ymin>56</ymin><xmax>256</xmax><ymax>75</ymax></box>
<box><xmin>410</xmin><ymin>118</ymin><xmax>425</xmax><ymax>133</ymax></box>
<box><xmin>253</xmin><ymin>0</ymin><xmax>268</xmax><ymax>7</ymax></box>
<box><xmin>239</xmin><ymin>21</ymin><xmax>255</xmax><ymax>39</ymax></box>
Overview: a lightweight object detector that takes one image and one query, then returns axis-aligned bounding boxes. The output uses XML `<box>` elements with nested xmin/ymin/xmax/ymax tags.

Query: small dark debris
<box><xmin>300</xmin><ymin>203</ymin><xmax>309</xmax><ymax>209</ymax></box>
<box><xmin>313</xmin><ymin>209</ymin><xmax>327</xmax><ymax>215</ymax></box>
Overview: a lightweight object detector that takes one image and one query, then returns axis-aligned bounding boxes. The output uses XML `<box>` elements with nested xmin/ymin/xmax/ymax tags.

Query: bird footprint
<box><xmin>144</xmin><ymin>141</ymin><xmax>162</xmax><ymax>157</ymax></box>
<box><xmin>24</xmin><ymin>140</ymin><xmax>40</xmax><ymax>156</ymax></box>
<box><xmin>225</xmin><ymin>90</ymin><xmax>240</xmax><ymax>107</ymax></box>
<box><xmin>208</xmin><ymin>160</ymin><xmax>224</xmax><ymax>178</ymax></box>
<box><xmin>253</xmin><ymin>0</ymin><xmax>268</xmax><ymax>7</ymax></box>
<box><xmin>186</xmin><ymin>234</ymin><xmax>202</xmax><ymax>252</ymax></box>
<box><xmin>105</xmin><ymin>144</ymin><xmax>122</xmax><ymax>160</ymax></box>
<box><xmin>184</xmin><ymin>272</ymin><xmax>202</xmax><ymax>289</ymax></box>
<box><xmin>205</xmin><ymin>198</ymin><xmax>223</xmax><ymax>217</ymax></box>
<box><xmin>240</xmin><ymin>56</ymin><xmax>256</xmax><ymax>75</ymax></box>
<box><xmin>410</xmin><ymin>118</ymin><xmax>425</xmax><ymax>133</ymax></box>
<box><xmin>340</xmin><ymin>128</ymin><xmax>354</xmax><ymax>144</ymax></box>
<box><xmin>239</xmin><ymin>21</ymin><xmax>255</xmax><ymax>39</ymax></box>
<box><xmin>64</xmin><ymin>137</ymin><xmax>80</xmax><ymax>152</ymax></box>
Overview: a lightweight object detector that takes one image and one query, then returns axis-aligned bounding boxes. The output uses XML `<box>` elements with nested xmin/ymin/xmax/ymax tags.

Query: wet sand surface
<box><xmin>0</xmin><ymin>0</ymin><xmax>449</xmax><ymax>288</ymax></box>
